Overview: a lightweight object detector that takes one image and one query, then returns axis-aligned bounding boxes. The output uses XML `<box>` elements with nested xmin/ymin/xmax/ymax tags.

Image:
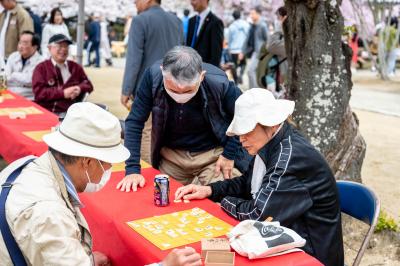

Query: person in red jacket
<box><xmin>32</xmin><ymin>34</ymin><xmax>93</xmax><ymax>114</ymax></box>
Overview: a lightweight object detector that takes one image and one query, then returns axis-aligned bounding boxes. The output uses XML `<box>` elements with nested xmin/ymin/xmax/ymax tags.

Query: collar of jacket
<box><xmin>144</xmin><ymin>5</ymin><xmax>162</xmax><ymax>13</ymax></box>
<box><xmin>258</xmin><ymin>122</ymin><xmax>291</xmax><ymax>163</ymax></box>
<box><xmin>198</xmin><ymin>83</ymin><xmax>209</xmax><ymax>107</ymax></box>
<box><xmin>8</xmin><ymin>4</ymin><xmax>21</xmax><ymax>15</ymax></box>
<box><xmin>47</xmin><ymin>151</ymin><xmax>76</xmax><ymax>213</ymax></box>
<box><xmin>44</xmin><ymin>152</ymin><xmax>92</xmax><ymax>250</ymax></box>
<box><xmin>196</xmin><ymin>12</ymin><xmax>212</xmax><ymax>43</ymax></box>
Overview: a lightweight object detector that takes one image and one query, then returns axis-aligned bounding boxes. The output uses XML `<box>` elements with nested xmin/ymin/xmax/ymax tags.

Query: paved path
<box><xmin>350</xmin><ymin>88</ymin><xmax>400</xmax><ymax>117</ymax></box>
<box><xmin>112</xmin><ymin>58</ymin><xmax>400</xmax><ymax>117</ymax></box>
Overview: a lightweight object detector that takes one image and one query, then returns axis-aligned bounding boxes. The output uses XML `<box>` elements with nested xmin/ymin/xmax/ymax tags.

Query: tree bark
<box><xmin>284</xmin><ymin>0</ymin><xmax>366</xmax><ymax>182</ymax></box>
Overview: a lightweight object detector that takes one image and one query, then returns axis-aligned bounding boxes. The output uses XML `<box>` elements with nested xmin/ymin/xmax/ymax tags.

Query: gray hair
<box><xmin>49</xmin><ymin>147</ymin><xmax>80</xmax><ymax>165</ymax></box>
<box><xmin>162</xmin><ymin>46</ymin><xmax>202</xmax><ymax>86</ymax></box>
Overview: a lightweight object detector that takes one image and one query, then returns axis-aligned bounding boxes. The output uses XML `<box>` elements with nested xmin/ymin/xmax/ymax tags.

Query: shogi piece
<box><xmin>204</xmin><ymin>251</ymin><xmax>235</xmax><ymax>266</ymax></box>
<box><xmin>9</xmin><ymin>111</ymin><xmax>26</xmax><ymax>119</ymax></box>
<box><xmin>201</xmin><ymin>238</ymin><xmax>231</xmax><ymax>258</ymax></box>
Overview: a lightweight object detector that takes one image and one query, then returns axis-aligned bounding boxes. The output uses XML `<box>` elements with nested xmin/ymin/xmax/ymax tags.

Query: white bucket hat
<box><xmin>43</xmin><ymin>102</ymin><xmax>130</xmax><ymax>163</ymax></box>
<box><xmin>226</xmin><ymin>88</ymin><xmax>295</xmax><ymax>136</ymax></box>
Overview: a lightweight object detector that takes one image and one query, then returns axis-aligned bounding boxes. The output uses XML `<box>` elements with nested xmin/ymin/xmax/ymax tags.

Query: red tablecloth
<box><xmin>0</xmin><ymin>91</ymin><xmax>322</xmax><ymax>266</ymax></box>
<box><xmin>0</xmin><ymin>91</ymin><xmax>59</xmax><ymax>163</ymax></box>
<box><xmin>80</xmin><ymin>169</ymin><xmax>323</xmax><ymax>266</ymax></box>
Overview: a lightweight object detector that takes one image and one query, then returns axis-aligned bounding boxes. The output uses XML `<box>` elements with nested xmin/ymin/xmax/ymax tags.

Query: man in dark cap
<box><xmin>32</xmin><ymin>34</ymin><xmax>93</xmax><ymax>115</ymax></box>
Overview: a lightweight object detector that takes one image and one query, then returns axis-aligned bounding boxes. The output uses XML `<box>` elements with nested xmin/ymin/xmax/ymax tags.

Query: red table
<box><xmin>0</xmin><ymin>91</ymin><xmax>59</xmax><ymax>163</ymax></box>
<box><xmin>0</xmin><ymin>91</ymin><xmax>322</xmax><ymax>265</ymax></box>
<box><xmin>80</xmin><ymin>169</ymin><xmax>323</xmax><ymax>266</ymax></box>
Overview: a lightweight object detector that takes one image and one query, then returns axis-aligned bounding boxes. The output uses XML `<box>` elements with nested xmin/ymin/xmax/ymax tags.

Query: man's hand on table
<box><xmin>93</xmin><ymin>251</ymin><xmax>111</xmax><ymax>266</ymax></box>
<box><xmin>214</xmin><ymin>155</ymin><xmax>234</xmax><ymax>179</ymax></box>
<box><xmin>116</xmin><ymin>174</ymin><xmax>145</xmax><ymax>192</ymax></box>
<box><xmin>162</xmin><ymin>247</ymin><xmax>201</xmax><ymax>266</ymax></box>
<box><xmin>175</xmin><ymin>184</ymin><xmax>212</xmax><ymax>201</ymax></box>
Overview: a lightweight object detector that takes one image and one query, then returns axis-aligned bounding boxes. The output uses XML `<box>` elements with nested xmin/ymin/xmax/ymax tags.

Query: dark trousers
<box><xmin>87</xmin><ymin>41</ymin><xmax>100</xmax><ymax>67</ymax></box>
<box><xmin>231</xmin><ymin>53</ymin><xmax>246</xmax><ymax>83</ymax></box>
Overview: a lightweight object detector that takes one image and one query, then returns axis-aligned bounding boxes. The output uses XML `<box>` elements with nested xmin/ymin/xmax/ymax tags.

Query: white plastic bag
<box><xmin>227</xmin><ymin>220</ymin><xmax>306</xmax><ymax>259</ymax></box>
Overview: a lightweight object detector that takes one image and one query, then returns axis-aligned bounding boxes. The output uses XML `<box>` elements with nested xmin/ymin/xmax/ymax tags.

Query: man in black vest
<box><xmin>117</xmin><ymin>46</ymin><xmax>252</xmax><ymax>192</ymax></box>
<box><xmin>186</xmin><ymin>0</ymin><xmax>223</xmax><ymax>67</ymax></box>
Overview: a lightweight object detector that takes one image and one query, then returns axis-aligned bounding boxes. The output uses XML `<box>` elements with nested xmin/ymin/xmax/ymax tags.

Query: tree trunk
<box><xmin>284</xmin><ymin>0</ymin><xmax>366</xmax><ymax>182</ymax></box>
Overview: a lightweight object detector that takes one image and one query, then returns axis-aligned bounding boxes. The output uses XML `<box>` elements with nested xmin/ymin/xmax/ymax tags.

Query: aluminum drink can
<box><xmin>154</xmin><ymin>174</ymin><xmax>169</xmax><ymax>206</ymax></box>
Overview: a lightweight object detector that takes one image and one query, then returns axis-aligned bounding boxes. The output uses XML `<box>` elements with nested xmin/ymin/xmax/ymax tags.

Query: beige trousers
<box><xmin>159</xmin><ymin>146</ymin><xmax>241</xmax><ymax>185</ymax></box>
<box><xmin>140</xmin><ymin>116</ymin><xmax>152</xmax><ymax>164</ymax></box>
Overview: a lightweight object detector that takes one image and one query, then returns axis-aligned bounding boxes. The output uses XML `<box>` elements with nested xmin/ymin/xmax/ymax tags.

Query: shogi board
<box><xmin>22</xmin><ymin>130</ymin><xmax>51</xmax><ymax>142</ymax></box>
<box><xmin>127</xmin><ymin>208</ymin><xmax>232</xmax><ymax>250</ymax></box>
<box><xmin>0</xmin><ymin>106</ymin><xmax>42</xmax><ymax>116</ymax></box>
<box><xmin>1</xmin><ymin>93</ymin><xmax>15</xmax><ymax>99</ymax></box>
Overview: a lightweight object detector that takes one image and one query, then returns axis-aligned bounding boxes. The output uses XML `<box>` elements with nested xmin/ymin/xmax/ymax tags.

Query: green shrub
<box><xmin>375</xmin><ymin>211</ymin><xmax>399</xmax><ymax>233</ymax></box>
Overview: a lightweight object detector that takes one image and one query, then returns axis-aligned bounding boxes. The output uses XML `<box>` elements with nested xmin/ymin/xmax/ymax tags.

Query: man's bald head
<box><xmin>0</xmin><ymin>0</ymin><xmax>17</xmax><ymax>10</ymax></box>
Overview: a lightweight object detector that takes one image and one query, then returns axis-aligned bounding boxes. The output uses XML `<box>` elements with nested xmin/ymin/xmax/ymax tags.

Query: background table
<box><xmin>0</xmin><ymin>91</ymin><xmax>59</xmax><ymax>163</ymax></box>
<box><xmin>80</xmin><ymin>169</ymin><xmax>323</xmax><ymax>266</ymax></box>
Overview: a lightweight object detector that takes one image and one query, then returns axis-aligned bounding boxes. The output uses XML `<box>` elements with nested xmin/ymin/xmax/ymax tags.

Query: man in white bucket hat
<box><xmin>0</xmin><ymin>102</ymin><xmax>201</xmax><ymax>266</ymax></box>
<box><xmin>175</xmin><ymin>88</ymin><xmax>344</xmax><ymax>266</ymax></box>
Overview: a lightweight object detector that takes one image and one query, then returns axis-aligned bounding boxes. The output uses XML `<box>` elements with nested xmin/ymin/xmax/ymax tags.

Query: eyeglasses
<box><xmin>162</xmin><ymin>73</ymin><xmax>201</xmax><ymax>94</ymax></box>
<box><xmin>163</xmin><ymin>79</ymin><xmax>201</xmax><ymax>94</ymax></box>
<box><xmin>18</xmin><ymin>40</ymin><xmax>32</xmax><ymax>46</ymax></box>
<box><xmin>97</xmin><ymin>159</ymin><xmax>112</xmax><ymax>171</ymax></box>
<box><xmin>51</xmin><ymin>43</ymin><xmax>69</xmax><ymax>50</ymax></box>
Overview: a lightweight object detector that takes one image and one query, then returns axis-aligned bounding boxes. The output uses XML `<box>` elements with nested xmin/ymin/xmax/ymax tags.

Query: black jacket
<box><xmin>186</xmin><ymin>12</ymin><xmax>223</xmax><ymax>67</ymax></box>
<box><xmin>124</xmin><ymin>61</ymin><xmax>252</xmax><ymax>175</ymax></box>
<box><xmin>209</xmin><ymin>122</ymin><xmax>344</xmax><ymax>266</ymax></box>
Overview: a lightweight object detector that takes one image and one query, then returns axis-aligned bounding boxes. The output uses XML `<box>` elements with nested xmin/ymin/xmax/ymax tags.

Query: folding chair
<box><xmin>56</xmin><ymin>93</ymin><xmax>109</xmax><ymax>122</ymax></box>
<box><xmin>337</xmin><ymin>180</ymin><xmax>380</xmax><ymax>266</ymax></box>
<box><xmin>119</xmin><ymin>119</ymin><xmax>125</xmax><ymax>139</ymax></box>
<box><xmin>81</xmin><ymin>93</ymin><xmax>109</xmax><ymax>111</ymax></box>
<box><xmin>81</xmin><ymin>92</ymin><xmax>124</xmax><ymax>138</ymax></box>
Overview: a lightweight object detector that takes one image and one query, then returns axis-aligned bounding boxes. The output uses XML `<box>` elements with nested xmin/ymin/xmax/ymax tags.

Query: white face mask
<box><xmin>83</xmin><ymin>160</ymin><xmax>112</xmax><ymax>193</ymax></box>
<box><xmin>165</xmin><ymin>88</ymin><xmax>198</xmax><ymax>104</ymax></box>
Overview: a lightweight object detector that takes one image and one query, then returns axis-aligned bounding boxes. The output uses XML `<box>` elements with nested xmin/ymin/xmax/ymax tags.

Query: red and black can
<box><xmin>154</xmin><ymin>174</ymin><xmax>169</xmax><ymax>206</ymax></box>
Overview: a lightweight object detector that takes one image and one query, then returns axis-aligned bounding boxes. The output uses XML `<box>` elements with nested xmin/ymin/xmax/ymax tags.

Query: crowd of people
<box><xmin>346</xmin><ymin>17</ymin><xmax>400</xmax><ymax>75</ymax></box>
<box><xmin>0</xmin><ymin>0</ymin><xmax>119</xmax><ymax>116</ymax></box>
<box><xmin>0</xmin><ymin>0</ymin><xmax>114</xmax><ymax>68</ymax></box>
<box><xmin>2</xmin><ymin>0</ymin><xmax>397</xmax><ymax>265</ymax></box>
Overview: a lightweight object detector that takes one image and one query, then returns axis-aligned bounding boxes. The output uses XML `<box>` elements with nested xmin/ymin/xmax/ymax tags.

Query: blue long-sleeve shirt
<box><xmin>89</xmin><ymin>21</ymin><xmax>101</xmax><ymax>42</ymax></box>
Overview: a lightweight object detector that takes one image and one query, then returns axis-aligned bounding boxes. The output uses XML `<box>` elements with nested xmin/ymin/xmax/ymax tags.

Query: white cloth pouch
<box><xmin>227</xmin><ymin>220</ymin><xmax>306</xmax><ymax>259</ymax></box>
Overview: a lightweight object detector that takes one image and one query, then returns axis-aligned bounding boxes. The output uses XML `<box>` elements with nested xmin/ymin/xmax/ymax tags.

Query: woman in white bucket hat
<box><xmin>0</xmin><ymin>102</ymin><xmax>201</xmax><ymax>266</ymax></box>
<box><xmin>175</xmin><ymin>88</ymin><xmax>344</xmax><ymax>266</ymax></box>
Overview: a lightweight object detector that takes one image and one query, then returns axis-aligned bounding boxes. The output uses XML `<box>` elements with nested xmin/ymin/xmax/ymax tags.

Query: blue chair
<box><xmin>337</xmin><ymin>180</ymin><xmax>380</xmax><ymax>266</ymax></box>
<box><xmin>81</xmin><ymin>92</ymin><xmax>109</xmax><ymax>111</ymax></box>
